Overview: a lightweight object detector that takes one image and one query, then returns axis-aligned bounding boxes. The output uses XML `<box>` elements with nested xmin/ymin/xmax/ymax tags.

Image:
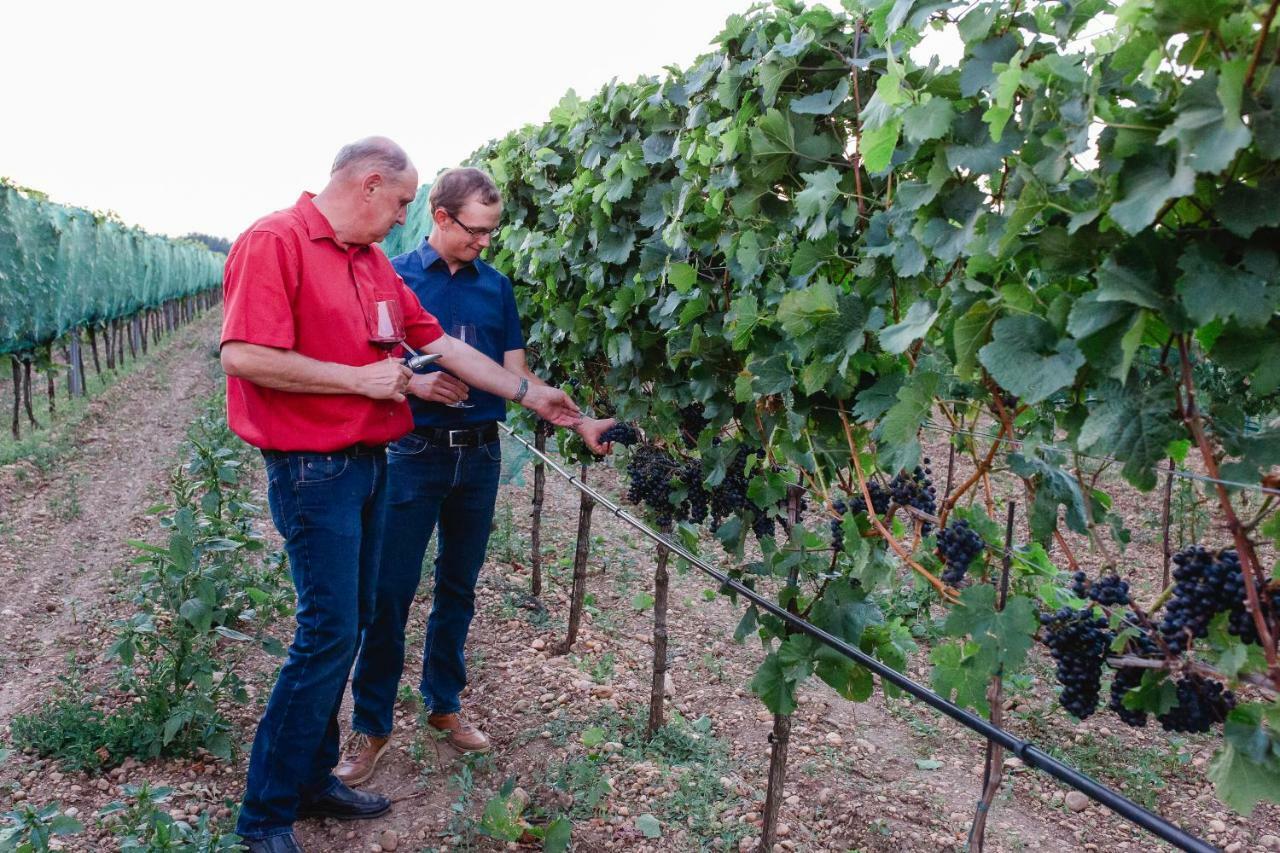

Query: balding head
<box><xmin>331</xmin><ymin>136</ymin><xmax>412</xmax><ymax>179</ymax></box>
<box><xmin>313</xmin><ymin>136</ymin><xmax>420</xmax><ymax>246</ymax></box>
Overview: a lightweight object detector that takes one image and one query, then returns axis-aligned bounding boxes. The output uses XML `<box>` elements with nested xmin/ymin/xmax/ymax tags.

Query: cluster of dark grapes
<box><xmin>625</xmin><ymin>445</ymin><xmax>678</xmax><ymax>527</ymax></box>
<box><xmin>936</xmin><ymin>520</ymin><xmax>983</xmax><ymax>586</ymax></box>
<box><xmin>678</xmin><ymin>403</ymin><xmax>709</xmax><ymax>448</ymax></box>
<box><xmin>1160</xmin><ymin>546</ymin><xmax>1258</xmax><ymax>653</ymax></box>
<box><xmin>1156</xmin><ymin>675</ymin><xmax>1237</xmax><ymax>733</ymax></box>
<box><xmin>1072</xmin><ymin>571</ymin><xmax>1131</xmax><ymax>607</ymax></box>
<box><xmin>680</xmin><ymin>460</ymin><xmax>709</xmax><ymax>525</ymax></box>
<box><xmin>1040</xmin><ymin>606</ymin><xmax>1113</xmax><ymax>719</ymax></box>
<box><xmin>889</xmin><ymin>460</ymin><xmax>937</xmax><ymax>534</ymax></box>
<box><xmin>1107</xmin><ymin>620</ymin><xmax>1159</xmax><ymax>728</ymax></box>
<box><xmin>600</xmin><ymin>422</ymin><xmax>640</xmax><ymax>446</ymax></box>
<box><xmin>708</xmin><ymin>446</ymin><xmax>755</xmax><ymax>527</ymax></box>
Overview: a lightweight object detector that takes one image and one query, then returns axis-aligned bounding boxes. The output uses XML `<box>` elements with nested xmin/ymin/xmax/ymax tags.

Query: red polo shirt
<box><xmin>220</xmin><ymin>193</ymin><xmax>444</xmax><ymax>451</ymax></box>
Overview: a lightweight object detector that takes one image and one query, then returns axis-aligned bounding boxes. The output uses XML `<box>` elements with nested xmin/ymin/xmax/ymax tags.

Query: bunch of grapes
<box><xmin>708</xmin><ymin>446</ymin><xmax>761</xmax><ymax>528</ymax></box>
<box><xmin>625</xmin><ymin>445</ymin><xmax>678</xmax><ymax>527</ymax></box>
<box><xmin>680</xmin><ymin>460</ymin><xmax>709</xmax><ymax>524</ymax></box>
<box><xmin>847</xmin><ymin>481</ymin><xmax>891</xmax><ymax>517</ymax></box>
<box><xmin>599</xmin><ymin>422</ymin><xmax>640</xmax><ymax>446</ymax></box>
<box><xmin>936</xmin><ymin>520</ymin><xmax>984</xmax><ymax>586</ymax></box>
<box><xmin>889</xmin><ymin>460</ymin><xmax>937</xmax><ymax>534</ymax></box>
<box><xmin>1156</xmin><ymin>674</ymin><xmax>1237</xmax><ymax>733</ymax></box>
<box><xmin>1107</xmin><ymin>620</ymin><xmax>1159</xmax><ymax>728</ymax></box>
<box><xmin>1072</xmin><ymin>572</ymin><xmax>1131</xmax><ymax>607</ymax></box>
<box><xmin>1040</xmin><ymin>606</ymin><xmax>1113</xmax><ymax>719</ymax></box>
<box><xmin>1160</xmin><ymin>546</ymin><xmax>1244</xmax><ymax>653</ymax></box>
<box><xmin>678</xmin><ymin>403</ymin><xmax>709</xmax><ymax>448</ymax></box>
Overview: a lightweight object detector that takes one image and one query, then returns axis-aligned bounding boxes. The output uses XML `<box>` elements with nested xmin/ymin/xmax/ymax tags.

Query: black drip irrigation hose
<box><xmin>501</xmin><ymin>424</ymin><xmax>1220</xmax><ymax>853</ymax></box>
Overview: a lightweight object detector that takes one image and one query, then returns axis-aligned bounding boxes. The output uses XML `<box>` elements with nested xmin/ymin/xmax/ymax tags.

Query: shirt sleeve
<box><xmin>400</xmin><ymin>275</ymin><xmax>444</xmax><ymax>348</ymax></box>
<box><xmin>220</xmin><ymin>230</ymin><xmax>298</xmax><ymax>349</ymax></box>
<box><xmin>501</xmin><ymin>277</ymin><xmax>526</xmax><ymax>352</ymax></box>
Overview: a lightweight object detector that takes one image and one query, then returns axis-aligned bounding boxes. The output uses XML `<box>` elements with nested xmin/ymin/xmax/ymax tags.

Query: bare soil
<box><xmin>1</xmin><ymin>312</ymin><xmax>1277</xmax><ymax>853</ymax></box>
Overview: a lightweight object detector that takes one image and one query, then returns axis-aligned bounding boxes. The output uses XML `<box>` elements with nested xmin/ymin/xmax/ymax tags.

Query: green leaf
<box><xmin>750</xmin><ymin>651</ymin><xmax>798</xmax><ymax>715</ymax></box>
<box><xmin>631</xmin><ymin>592</ymin><xmax>655</xmax><ymax>612</ymax></box>
<box><xmin>543</xmin><ymin>816</ymin><xmax>572</xmax><ymax>853</ymax></box>
<box><xmin>667</xmin><ymin>262</ymin><xmax>697</xmax><ymax>294</ymax></box>
<box><xmin>1008</xmin><ymin>452</ymin><xmax>1090</xmax><ymax>540</ymax></box>
<box><xmin>902</xmin><ymin>97</ymin><xmax>955</xmax><ymax>145</ymax></box>
<box><xmin>635</xmin><ymin>814</ymin><xmax>662</xmax><ymax>839</ymax></box>
<box><xmin>793</xmin><ymin>168</ymin><xmax>843</xmax><ymax>239</ymax></box>
<box><xmin>1218</xmin><ymin>178</ymin><xmax>1280</xmax><ymax>238</ymax></box>
<box><xmin>1208</xmin><ymin>738</ymin><xmax>1280</xmax><ymax>816</ymax></box>
<box><xmin>1156</xmin><ymin>67</ymin><xmax>1251</xmax><ymax>175</ymax></box>
<box><xmin>1109</xmin><ymin>152</ymin><xmax>1195</xmax><ymax>235</ymax></box>
<box><xmin>178</xmin><ymin>598</ymin><xmax>213</xmax><ymax>633</ymax></box>
<box><xmin>581</xmin><ymin>727</ymin><xmax>606</xmax><ymax>748</ymax></box>
<box><xmin>861</xmin><ymin>118</ymin><xmax>902</xmax><ymax>173</ymax></box>
<box><xmin>48</xmin><ymin>815</ymin><xmax>83</xmax><ymax>836</ymax></box>
<box><xmin>749</xmin><ymin>353</ymin><xmax>794</xmax><ymax>396</ymax></box>
<box><xmin>873</xmin><ymin>370</ymin><xmax>942</xmax><ymax>473</ymax></box>
<box><xmin>596</xmin><ymin>228</ymin><xmax>636</xmax><ymax>265</ymax></box>
<box><xmin>1078</xmin><ymin>380</ymin><xmax>1182</xmax><ymax>491</ymax></box>
<box><xmin>1176</xmin><ymin>244</ymin><xmax>1275</xmax><ymax>330</ymax></box>
<box><xmin>879</xmin><ymin>301</ymin><xmax>939</xmax><ymax>355</ymax></box>
<box><xmin>162</xmin><ymin>712</ymin><xmax>188</xmax><ymax>746</ymax></box>
<box><xmin>953</xmin><ymin>301</ymin><xmax>996</xmax><ymax>380</ymax></box>
<box><xmin>943</xmin><ymin>585</ymin><xmax>1040</xmax><ymax>678</ymax></box>
<box><xmin>930</xmin><ymin>641</ymin><xmax>991</xmax><ymax>714</ymax></box>
<box><xmin>978</xmin><ymin>315</ymin><xmax>1084</xmax><ymax>404</ymax></box>
<box><xmin>790</xmin><ymin>78</ymin><xmax>850</xmax><ymax>115</ymax></box>
<box><xmin>915</xmin><ymin>759</ymin><xmax>944</xmax><ymax>770</ymax></box>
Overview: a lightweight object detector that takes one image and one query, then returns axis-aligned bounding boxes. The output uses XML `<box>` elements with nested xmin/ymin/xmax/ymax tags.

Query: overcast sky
<box><xmin>1</xmin><ymin>0</ymin><xmax>835</xmax><ymax>241</ymax></box>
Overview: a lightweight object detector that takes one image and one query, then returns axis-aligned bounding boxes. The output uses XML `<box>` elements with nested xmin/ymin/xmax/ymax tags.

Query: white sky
<box><xmin>2</xmin><ymin>0</ymin><xmax>819</xmax><ymax>240</ymax></box>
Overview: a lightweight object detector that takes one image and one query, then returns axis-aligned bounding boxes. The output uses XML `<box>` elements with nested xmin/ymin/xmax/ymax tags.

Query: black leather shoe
<box><xmin>297</xmin><ymin>781</ymin><xmax>391</xmax><ymax>821</ymax></box>
<box><xmin>245</xmin><ymin>833</ymin><xmax>304</xmax><ymax>853</ymax></box>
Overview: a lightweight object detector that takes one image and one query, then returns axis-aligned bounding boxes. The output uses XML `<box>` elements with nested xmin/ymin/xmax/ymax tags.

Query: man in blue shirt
<box><xmin>339</xmin><ymin>168</ymin><xmax>614</xmax><ymax>783</ymax></box>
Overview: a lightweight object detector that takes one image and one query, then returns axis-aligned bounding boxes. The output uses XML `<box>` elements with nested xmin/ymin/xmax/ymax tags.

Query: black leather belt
<box><xmin>412</xmin><ymin>423</ymin><xmax>499</xmax><ymax>448</ymax></box>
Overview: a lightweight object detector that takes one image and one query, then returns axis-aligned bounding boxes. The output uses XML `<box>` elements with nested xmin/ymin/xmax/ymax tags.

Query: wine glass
<box><xmin>448</xmin><ymin>323</ymin><xmax>476</xmax><ymax>409</ymax></box>
<box><xmin>368</xmin><ymin>299</ymin><xmax>404</xmax><ymax>352</ymax></box>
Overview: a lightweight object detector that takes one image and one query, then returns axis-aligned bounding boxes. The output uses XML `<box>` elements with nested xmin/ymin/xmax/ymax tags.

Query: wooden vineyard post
<box><xmin>1161</xmin><ymin>458</ymin><xmax>1175</xmax><ymax>589</ymax></box>
<box><xmin>116</xmin><ymin>318</ymin><xmax>125</xmax><ymax>366</ymax></box>
<box><xmin>87</xmin><ymin>325</ymin><xmax>102</xmax><ymax>377</ymax></box>
<box><xmin>10</xmin><ymin>356</ymin><xmax>21</xmax><ymax>440</ymax></box>
<box><xmin>646</xmin><ymin>524</ymin><xmax>672</xmax><ymax>738</ymax></box>
<box><xmin>531</xmin><ymin>422</ymin><xmax>547</xmax><ymax>598</ymax></box>
<box><xmin>21</xmin><ymin>357</ymin><xmax>37</xmax><ymax>430</ymax></box>
<box><xmin>761</xmin><ymin>485</ymin><xmax>805</xmax><ymax>850</ymax></box>
<box><xmin>66</xmin><ymin>331</ymin><xmax>85</xmax><ymax>397</ymax></box>
<box><xmin>554</xmin><ymin>463</ymin><xmax>595</xmax><ymax>655</ymax></box>
<box><xmin>103</xmin><ymin>322</ymin><xmax>115</xmax><ymax>371</ymax></box>
<box><xmin>968</xmin><ymin>501</ymin><xmax>1017</xmax><ymax>853</ymax></box>
<box><xmin>45</xmin><ymin>349</ymin><xmax>55</xmax><ymax>416</ymax></box>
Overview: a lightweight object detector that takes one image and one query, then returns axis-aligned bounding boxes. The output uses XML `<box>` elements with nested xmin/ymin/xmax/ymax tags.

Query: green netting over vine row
<box><xmin>0</xmin><ymin>183</ymin><xmax>224</xmax><ymax>356</ymax></box>
<box><xmin>378</xmin><ymin>182</ymin><xmax>434</xmax><ymax>259</ymax></box>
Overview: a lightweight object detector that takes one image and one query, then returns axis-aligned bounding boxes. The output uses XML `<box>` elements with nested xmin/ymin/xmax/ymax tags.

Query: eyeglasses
<box><xmin>445</xmin><ymin>210</ymin><xmax>498</xmax><ymax>239</ymax></box>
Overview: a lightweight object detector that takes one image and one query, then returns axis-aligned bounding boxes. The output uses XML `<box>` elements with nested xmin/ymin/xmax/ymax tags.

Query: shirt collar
<box><xmin>296</xmin><ymin>192</ymin><xmax>342</xmax><ymax>245</ymax></box>
<box><xmin>416</xmin><ymin>238</ymin><xmax>476</xmax><ymax>274</ymax></box>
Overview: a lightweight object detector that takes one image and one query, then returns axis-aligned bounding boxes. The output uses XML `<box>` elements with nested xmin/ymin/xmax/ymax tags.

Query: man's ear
<box><xmin>362</xmin><ymin>173</ymin><xmax>384</xmax><ymax>198</ymax></box>
<box><xmin>431</xmin><ymin>206</ymin><xmax>449</xmax><ymax>225</ymax></box>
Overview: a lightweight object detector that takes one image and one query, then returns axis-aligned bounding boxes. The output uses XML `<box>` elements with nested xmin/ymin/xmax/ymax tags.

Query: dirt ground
<box><xmin>1</xmin><ymin>311</ymin><xmax>1278</xmax><ymax>853</ymax></box>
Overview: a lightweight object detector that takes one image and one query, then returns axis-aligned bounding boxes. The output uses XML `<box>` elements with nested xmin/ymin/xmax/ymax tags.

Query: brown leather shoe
<box><xmin>427</xmin><ymin>712</ymin><xmax>491</xmax><ymax>753</ymax></box>
<box><xmin>334</xmin><ymin>732</ymin><xmax>390</xmax><ymax>787</ymax></box>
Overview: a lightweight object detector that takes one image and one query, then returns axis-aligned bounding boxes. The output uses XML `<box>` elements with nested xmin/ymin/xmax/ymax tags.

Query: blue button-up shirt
<box><xmin>391</xmin><ymin>240</ymin><xmax>525</xmax><ymax>429</ymax></box>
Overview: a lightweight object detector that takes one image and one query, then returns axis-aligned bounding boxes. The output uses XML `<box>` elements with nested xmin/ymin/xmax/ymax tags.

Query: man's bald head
<box><xmin>330</xmin><ymin>136</ymin><xmax>412</xmax><ymax>179</ymax></box>
<box><xmin>314</xmin><ymin>136</ymin><xmax>420</xmax><ymax>246</ymax></box>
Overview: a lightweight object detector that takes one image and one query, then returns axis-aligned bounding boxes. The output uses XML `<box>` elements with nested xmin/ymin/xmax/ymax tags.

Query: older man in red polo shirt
<box><xmin>221</xmin><ymin>137</ymin><xmax>609</xmax><ymax>853</ymax></box>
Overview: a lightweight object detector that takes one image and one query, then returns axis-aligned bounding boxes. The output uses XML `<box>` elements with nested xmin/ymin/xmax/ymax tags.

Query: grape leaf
<box><xmin>1008</xmin><ymin>452</ymin><xmax>1090</xmax><ymax>539</ymax></box>
<box><xmin>793</xmin><ymin>168</ymin><xmax>843</xmax><ymax>238</ymax></box>
<box><xmin>903</xmin><ymin>97</ymin><xmax>956</xmax><ymax>144</ymax></box>
<box><xmin>1176</xmin><ymin>243</ymin><xmax>1276</xmax><ymax>329</ymax></box>
<box><xmin>861</xmin><ymin>118</ymin><xmax>902</xmax><ymax>174</ymax></box>
<box><xmin>943</xmin><ymin>585</ymin><xmax>1039</xmax><ymax>678</ymax></box>
<box><xmin>930</xmin><ymin>640</ymin><xmax>991</xmax><ymax>714</ymax></box>
<box><xmin>953</xmin><ymin>301</ymin><xmax>996</xmax><ymax>380</ymax></box>
<box><xmin>790</xmin><ymin>78</ymin><xmax>850</xmax><ymax>115</ymax></box>
<box><xmin>879</xmin><ymin>301</ymin><xmax>939</xmax><ymax>355</ymax></box>
<box><xmin>1078</xmin><ymin>379</ymin><xmax>1182</xmax><ymax>491</ymax></box>
<box><xmin>750</xmin><ymin>651</ymin><xmax>798</xmax><ymax>715</ymax></box>
<box><xmin>978</xmin><ymin>315</ymin><xmax>1084</xmax><ymax>404</ymax></box>
<box><xmin>873</xmin><ymin>370</ymin><xmax>941</xmax><ymax>473</ymax></box>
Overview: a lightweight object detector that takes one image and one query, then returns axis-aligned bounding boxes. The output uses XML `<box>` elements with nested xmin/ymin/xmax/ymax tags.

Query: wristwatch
<box><xmin>513</xmin><ymin>377</ymin><xmax>529</xmax><ymax>404</ymax></box>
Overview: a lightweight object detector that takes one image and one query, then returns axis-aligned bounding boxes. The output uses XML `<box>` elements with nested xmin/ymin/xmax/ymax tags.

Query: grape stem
<box><xmin>1106</xmin><ymin>655</ymin><xmax>1278</xmax><ymax>702</ymax></box>
<box><xmin>837</xmin><ymin>403</ymin><xmax>959</xmax><ymax>603</ymax></box>
<box><xmin>1175</xmin><ymin>337</ymin><xmax>1279</xmax><ymax>685</ymax></box>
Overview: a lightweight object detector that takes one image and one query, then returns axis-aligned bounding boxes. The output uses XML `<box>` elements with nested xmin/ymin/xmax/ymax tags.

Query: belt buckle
<box><xmin>448</xmin><ymin>429</ymin><xmax>467</xmax><ymax>448</ymax></box>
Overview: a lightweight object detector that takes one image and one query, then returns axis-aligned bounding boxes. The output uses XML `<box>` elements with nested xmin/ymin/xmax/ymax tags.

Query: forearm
<box><xmin>429</xmin><ymin>336</ymin><xmax>524</xmax><ymax>400</ymax></box>
<box><xmin>220</xmin><ymin>342</ymin><xmax>357</xmax><ymax>394</ymax></box>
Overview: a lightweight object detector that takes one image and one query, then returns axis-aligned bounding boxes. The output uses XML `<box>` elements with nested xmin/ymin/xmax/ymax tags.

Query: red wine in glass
<box><xmin>368</xmin><ymin>299</ymin><xmax>405</xmax><ymax>352</ymax></box>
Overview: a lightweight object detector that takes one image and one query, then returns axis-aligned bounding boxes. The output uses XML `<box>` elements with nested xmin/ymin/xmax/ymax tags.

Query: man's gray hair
<box><xmin>330</xmin><ymin>137</ymin><xmax>410</xmax><ymax>177</ymax></box>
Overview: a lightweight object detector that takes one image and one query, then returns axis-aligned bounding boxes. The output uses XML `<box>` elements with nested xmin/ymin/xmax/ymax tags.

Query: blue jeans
<box><xmin>236</xmin><ymin>447</ymin><xmax>388</xmax><ymax>841</ymax></box>
<box><xmin>350</xmin><ymin>432</ymin><xmax>501</xmax><ymax>737</ymax></box>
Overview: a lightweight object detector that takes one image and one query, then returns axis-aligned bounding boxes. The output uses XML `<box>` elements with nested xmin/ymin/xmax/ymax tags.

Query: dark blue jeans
<box><xmin>236</xmin><ymin>447</ymin><xmax>388</xmax><ymax>841</ymax></box>
<box><xmin>350</xmin><ymin>432</ymin><xmax>501</xmax><ymax>737</ymax></box>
